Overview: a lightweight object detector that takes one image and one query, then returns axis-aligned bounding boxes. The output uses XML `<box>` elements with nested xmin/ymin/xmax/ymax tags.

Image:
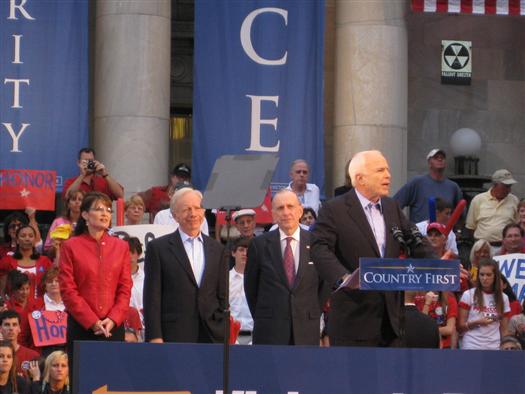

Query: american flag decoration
<box><xmin>412</xmin><ymin>0</ymin><xmax>525</xmax><ymax>15</ymax></box>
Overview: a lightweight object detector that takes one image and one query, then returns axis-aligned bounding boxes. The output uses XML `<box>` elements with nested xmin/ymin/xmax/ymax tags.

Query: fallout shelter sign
<box><xmin>441</xmin><ymin>40</ymin><xmax>472</xmax><ymax>85</ymax></box>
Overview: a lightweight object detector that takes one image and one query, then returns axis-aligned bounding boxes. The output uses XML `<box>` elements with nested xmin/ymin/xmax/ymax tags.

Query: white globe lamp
<box><xmin>449</xmin><ymin>128</ymin><xmax>482</xmax><ymax>175</ymax></box>
<box><xmin>450</xmin><ymin>128</ymin><xmax>482</xmax><ymax>157</ymax></box>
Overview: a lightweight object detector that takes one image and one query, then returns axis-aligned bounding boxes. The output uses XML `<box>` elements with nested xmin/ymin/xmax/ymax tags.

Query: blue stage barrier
<box><xmin>77</xmin><ymin>342</ymin><xmax>524</xmax><ymax>394</ymax></box>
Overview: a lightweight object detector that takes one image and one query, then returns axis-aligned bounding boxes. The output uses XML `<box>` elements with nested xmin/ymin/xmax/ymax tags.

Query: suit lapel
<box><xmin>168</xmin><ymin>230</ymin><xmax>197</xmax><ymax>286</ymax></box>
<box><xmin>292</xmin><ymin>229</ymin><xmax>310</xmax><ymax>291</ymax></box>
<box><xmin>346</xmin><ymin>190</ymin><xmax>380</xmax><ymax>257</ymax></box>
<box><xmin>199</xmin><ymin>235</ymin><xmax>212</xmax><ymax>288</ymax></box>
<box><xmin>266</xmin><ymin>230</ymin><xmax>290</xmax><ymax>289</ymax></box>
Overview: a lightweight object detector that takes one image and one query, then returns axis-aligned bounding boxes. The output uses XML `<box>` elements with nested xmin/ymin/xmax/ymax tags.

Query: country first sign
<box><xmin>359</xmin><ymin>258</ymin><xmax>460</xmax><ymax>291</ymax></box>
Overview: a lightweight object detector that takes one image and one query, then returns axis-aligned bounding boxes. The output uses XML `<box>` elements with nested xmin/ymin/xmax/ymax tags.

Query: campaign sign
<box><xmin>111</xmin><ymin>224</ymin><xmax>175</xmax><ymax>261</ymax></box>
<box><xmin>359</xmin><ymin>258</ymin><xmax>460</xmax><ymax>291</ymax></box>
<box><xmin>494</xmin><ymin>253</ymin><xmax>525</xmax><ymax>303</ymax></box>
<box><xmin>29</xmin><ymin>310</ymin><xmax>67</xmax><ymax>347</ymax></box>
<box><xmin>0</xmin><ymin>169</ymin><xmax>56</xmax><ymax>210</ymax></box>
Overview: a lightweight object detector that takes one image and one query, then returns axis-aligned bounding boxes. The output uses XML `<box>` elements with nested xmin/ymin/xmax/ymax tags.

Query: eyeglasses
<box><xmin>90</xmin><ymin>206</ymin><xmax>112</xmax><ymax>214</ymax></box>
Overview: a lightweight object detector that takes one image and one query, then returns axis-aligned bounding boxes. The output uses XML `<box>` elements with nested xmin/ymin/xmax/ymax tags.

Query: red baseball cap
<box><xmin>427</xmin><ymin>222</ymin><xmax>446</xmax><ymax>235</ymax></box>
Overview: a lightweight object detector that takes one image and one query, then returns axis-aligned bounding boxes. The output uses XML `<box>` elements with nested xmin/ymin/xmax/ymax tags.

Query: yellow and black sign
<box><xmin>441</xmin><ymin>40</ymin><xmax>472</xmax><ymax>85</ymax></box>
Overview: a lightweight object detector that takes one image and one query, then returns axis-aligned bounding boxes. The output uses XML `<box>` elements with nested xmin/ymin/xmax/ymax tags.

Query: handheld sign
<box><xmin>29</xmin><ymin>310</ymin><xmax>67</xmax><ymax>347</ymax></box>
<box><xmin>494</xmin><ymin>253</ymin><xmax>525</xmax><ymax>303</ymax></box>
<box><xmin>0</xmin><ymin>170</ymin><xmax>56</xmax><ymax>210</ymax></box>
<box><xmin>359</xmin><ymin>258</ymin><xmax>460</xmax><ymax>291</ymax></box>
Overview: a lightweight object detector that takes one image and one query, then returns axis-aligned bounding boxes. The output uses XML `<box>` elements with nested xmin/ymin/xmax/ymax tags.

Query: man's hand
<box><xmin>94</xmin><ymin>160</ymin><xmax>109</xmax><ymax>177</ymax></box>
<box><xmin>149</xmin><ymin>338</ymin><xmax>164</xmax><ymax>343</ymax></box>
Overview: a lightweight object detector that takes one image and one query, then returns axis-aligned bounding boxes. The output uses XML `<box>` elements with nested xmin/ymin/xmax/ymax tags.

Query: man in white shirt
<box><xmin>285</xmin><ymin>159</ymin><xmax>321</xmax><ymax>215</ymax></box>
<box><xmin>127</xmin><ymin>237</ymin><xmax>144</xmax><ymax>339</ymax></box>
<box><xmin>229</xmin><ymin>237</ymin><xmax>253</xmax><ymax>345</ymax></box>
<box><xmin>144</xmin><ymin>188</ymin><xmax>226</xmax><ymax>343</ymax></box>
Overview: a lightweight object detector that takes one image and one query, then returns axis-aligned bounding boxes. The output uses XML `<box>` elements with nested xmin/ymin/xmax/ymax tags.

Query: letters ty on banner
<box><xmin>359</xmin><ymin>258</ymin><xmax>460</xmax><ymax>291</ymax></box>
<box><xmin>0</xmin><ymin>169</ymin><xmax>56</xmax><ymax>210</ymax></box>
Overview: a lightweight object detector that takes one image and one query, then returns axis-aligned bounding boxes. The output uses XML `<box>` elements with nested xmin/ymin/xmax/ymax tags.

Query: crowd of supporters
<box><xmin>0</xmin><ymin>148</ymin><xmax>524</xmax><ymax>389</ymax></box>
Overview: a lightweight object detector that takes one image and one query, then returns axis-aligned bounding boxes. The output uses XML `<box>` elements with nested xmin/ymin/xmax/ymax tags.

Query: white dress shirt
<box><xmin>180</xmin><ymin>229</ymin><xmax>205</xmax><ymax>286</ymax></box>
<box><xmin>43</xmin><ymin>293</ymin><xmax>65</xmax><ymax>311</ymax></box>
<box><xmin>229</xmin><ymin>269</ymin><xmax>253</xmax><ymax>331</ymax></box>
<box><xmin>355</xmin><ymin>189</ymin><xmax>386</xmax><ymax>257</ymax></box>
<box><xmin>286</xmin><ymin>182</ymin><xmax>321</xmax><ymax>214</ymax></box>
<box><xmin>130</xmin><ymin>265</ymin><xmax>144</xmax><ymax>315</ymax></box>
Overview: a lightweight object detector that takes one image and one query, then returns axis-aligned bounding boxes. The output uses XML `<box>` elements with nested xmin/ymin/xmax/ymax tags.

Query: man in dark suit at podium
<box><xmin>312</xmin><ymin>150</ymin><xmax>413</xmax><ymax>347</ymax></box>
<box><xmin>244</xmin><ymin>189</ymin><xmax>324</xmax><ymax>345</ymax></box>
<box><xmin>143</xmin><ymin>187</ymin><xmax>226</xmax><ymax>343</ymax></box>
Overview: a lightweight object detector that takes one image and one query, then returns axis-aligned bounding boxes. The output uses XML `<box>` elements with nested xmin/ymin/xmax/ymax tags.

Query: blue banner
<box><xmin>77</xmin><ymin>342</ymin><xmax>525</xmax><ymax>393</ymax></box>
<box><xmin>193</xmin><ymin>0</ymin><xmax>324</xmax><ymax>194</ymax></box>
<box><xmin>0</xmin><ymin>0</ymin><xmax>89</xmax><ymax>191</ymax></box>
<box><xmin>360</xmin><ymin>258</ymin><xmax>461</xmax><ymax>291</ymax></box>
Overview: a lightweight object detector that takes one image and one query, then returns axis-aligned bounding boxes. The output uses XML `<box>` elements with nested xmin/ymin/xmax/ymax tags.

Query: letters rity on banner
<box><xmin>1</xmin><ymin>0</ymin><xmax>88</xmax><ymax>191</ymax></box>
<box><xmin>193</xmin><ymin>1</ymin><xmax>325</xmax><ymax>192</ymax></box>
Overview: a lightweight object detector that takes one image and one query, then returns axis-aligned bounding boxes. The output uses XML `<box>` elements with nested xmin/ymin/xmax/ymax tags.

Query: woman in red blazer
<box><xmin>58</xmin><ymin>192</ymin><xmax>131</xmax><ymax>380</ymax></box>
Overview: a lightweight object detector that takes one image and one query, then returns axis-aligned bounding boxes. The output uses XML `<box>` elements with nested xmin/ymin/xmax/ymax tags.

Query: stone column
<box><xmin>333</xmin><ymin>0</ymin><xmax>408</xmax><ymax>193</ymax></box>
<box><xmin>93</xmin><ymin>0</ymin><xmax>171</xmax><ymax>196</ymax></box>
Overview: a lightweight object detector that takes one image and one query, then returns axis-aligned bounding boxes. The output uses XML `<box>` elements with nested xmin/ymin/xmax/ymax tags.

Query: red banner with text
<box><xmin>0</xmin><ymin>170</ymin><xmax>56</xmax><ymax>210</ymax></box>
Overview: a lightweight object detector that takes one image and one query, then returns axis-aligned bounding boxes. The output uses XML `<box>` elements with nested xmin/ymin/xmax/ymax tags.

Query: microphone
<box><xmin>405</xmin><ymin>225</ymin><xmax>424</xmax><ymax>248</ymax></box>
<box><xmin>391</xmin><ymin>225</ymin><xmax>407</xmax><ymax>258</ymax></box>
<box><xmin>391</xmin><ymin>225</ymin><xmax>406</xmax><ymax>246</ymax></box>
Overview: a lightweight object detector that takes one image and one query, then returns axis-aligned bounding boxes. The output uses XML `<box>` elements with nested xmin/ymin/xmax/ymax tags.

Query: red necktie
<box><xmin>284</xmin><ymin>237</ymin><xmax>295</xmax><ymax>287</ymax></box>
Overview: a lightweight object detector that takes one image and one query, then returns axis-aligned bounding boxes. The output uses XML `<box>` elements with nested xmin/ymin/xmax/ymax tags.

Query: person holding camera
<box><xmin>62</xmin><ymin>148</ymin><xmax>123</xmax><ymax>201</ymax></box>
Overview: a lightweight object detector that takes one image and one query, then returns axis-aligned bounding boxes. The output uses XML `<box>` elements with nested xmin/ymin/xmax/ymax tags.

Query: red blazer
<box><xmin>59</xmin><ymin>232</ymin><xmax>132</xmax><ymax>330</ymax></box>
<box><xmin>0</xmin><ymin>255</ymin><xmax>52</xmax><ymax>299</ymax></box>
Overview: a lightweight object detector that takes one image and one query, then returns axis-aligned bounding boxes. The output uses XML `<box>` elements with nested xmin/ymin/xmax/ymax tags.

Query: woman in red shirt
<box><xmin>58</xmin><ymin>192</ymin><xmax>131</xmax><ymax>379</ymax></box>
<box><xmin>0</xmin><ymin>225</ymin><xmax>52</xmax><ymax>299</ymax></box>
<box><xmin>5</xmin><ymin>270</ymin><xmax>43</xmax><ymax>349</ymax></box>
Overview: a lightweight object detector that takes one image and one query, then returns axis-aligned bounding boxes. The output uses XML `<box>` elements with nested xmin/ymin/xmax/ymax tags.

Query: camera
<box><xmin>87</xmin><ymin>160</ymin><xmax>96</xmax><ymax>171</ymax></box>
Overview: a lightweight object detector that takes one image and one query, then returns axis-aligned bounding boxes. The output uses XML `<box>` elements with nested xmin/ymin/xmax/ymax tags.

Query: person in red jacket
<box><xmin>58</xmin><ymin>191</ymin><xmax>132</xmax><ymax>381</ymax></box>
<box><xmin>5</xmin><ymin>271</ymin><xmax>43</xmax><ymax>349</ymax></box>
